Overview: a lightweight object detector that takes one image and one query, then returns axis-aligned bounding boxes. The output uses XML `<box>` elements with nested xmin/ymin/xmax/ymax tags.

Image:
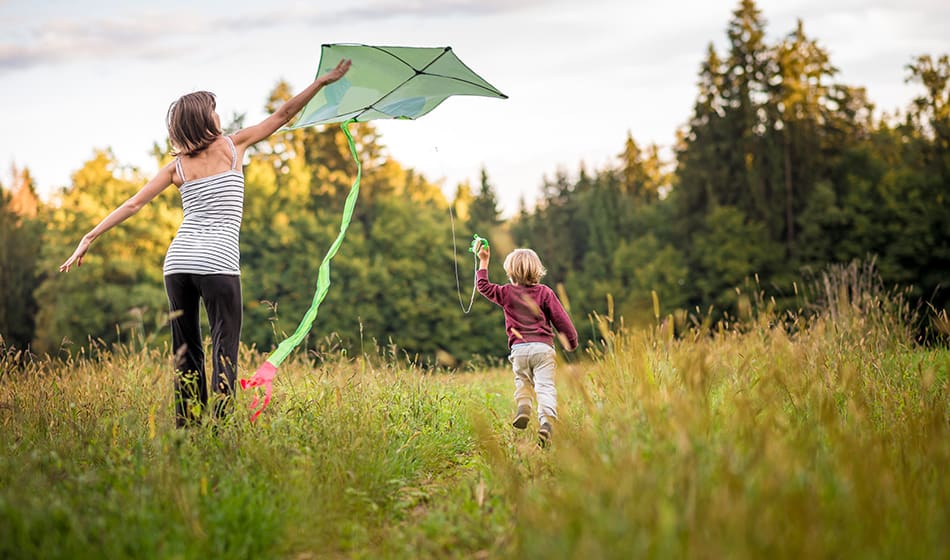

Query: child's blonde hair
<box><xmin>504</xmin><ymin>248</ymin><xmax>547</xmax><ymax>286</ymax></box>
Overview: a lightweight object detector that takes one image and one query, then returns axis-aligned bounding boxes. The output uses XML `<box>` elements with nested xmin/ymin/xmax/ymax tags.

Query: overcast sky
<box><xmin>1</xmin><ymin>0</ymin><xmax>947</xmax><ymax>215</ymax></box>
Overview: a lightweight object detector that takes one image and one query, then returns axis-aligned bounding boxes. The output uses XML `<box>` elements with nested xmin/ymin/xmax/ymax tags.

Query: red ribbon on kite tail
<box><xmin>239</xmin><ymin>362</ymin><xmax>277</xmax><ymax>422</ymax></box>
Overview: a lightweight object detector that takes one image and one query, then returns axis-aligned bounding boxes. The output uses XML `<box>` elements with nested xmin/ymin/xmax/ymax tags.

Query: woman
<box><xmin>60</xmin><ymin>58</ymin><xmax>352</xmax><ymax>426</ymax></box>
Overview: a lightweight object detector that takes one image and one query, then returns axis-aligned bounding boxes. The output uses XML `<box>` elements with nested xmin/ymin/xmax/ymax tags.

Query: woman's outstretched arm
<box><xmin>231</xmin><ymin>58</ymin><xmax>351</xmax><ymax>150</ymax></box>
<box><xmin>59</xmin><ymin>162</ymin><xmax>176</xmax><ymax>272</ymax></box>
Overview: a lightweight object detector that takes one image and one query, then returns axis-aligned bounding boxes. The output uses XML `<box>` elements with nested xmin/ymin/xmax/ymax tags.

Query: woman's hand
<box><xmin>234</xmin><ymin>58</ymin><xmax>354</xmax><ymax>148</ymax></box>
<box><xmin>320</xmin><ymin>58</ymin><xmax>352</xmax><ymax>86</ymax></box>
<box><xmin>60</xmin><ymin>236</ymin><xmax>92</xmax><ymax>272</ymax></box>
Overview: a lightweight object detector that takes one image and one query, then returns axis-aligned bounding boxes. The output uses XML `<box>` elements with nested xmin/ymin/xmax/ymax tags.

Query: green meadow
<box><xmin>1</xmin><ymin>289</ymin><xmax>947</xmax><ymax>560</ymax></box>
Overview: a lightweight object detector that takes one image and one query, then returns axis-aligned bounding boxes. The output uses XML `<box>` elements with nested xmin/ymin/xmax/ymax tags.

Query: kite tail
<box><xmin>240</xmin><ymin>118</ymin><xmax>362</xmax><ymax>421</ymax></box>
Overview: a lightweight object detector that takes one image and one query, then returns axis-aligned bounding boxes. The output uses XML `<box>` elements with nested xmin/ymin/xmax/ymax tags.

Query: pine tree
<box><xmin>722</xmin><ymin>0</ymin><xmax>778</xmax><ymax>226</ymax></box>
<box><xmin>674</xmin><ymin>42</ymin><xmax>729</xmax><ymax>243</ymax></box>
<box><xmin>468</xmin><ymin>167</ymin><xmax>502</xmax><ymax>236</ymax></box>
<box><xmin>772</xmin><ymin>19</ymin><xmax>838</xmax><ymax>258</ymax></box>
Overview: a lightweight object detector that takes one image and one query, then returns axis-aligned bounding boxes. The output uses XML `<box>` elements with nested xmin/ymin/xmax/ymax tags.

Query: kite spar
<box><xmin>240</xmin><ymin>44</ymin><xmax>506</xmax><ymax>420</ymax></box>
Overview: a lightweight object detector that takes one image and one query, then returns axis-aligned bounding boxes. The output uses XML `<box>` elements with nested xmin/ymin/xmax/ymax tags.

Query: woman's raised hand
<box><xmin>321</xmin><ymin>58</ymin><xmax>352</xmax><ymax>85</ymax></box>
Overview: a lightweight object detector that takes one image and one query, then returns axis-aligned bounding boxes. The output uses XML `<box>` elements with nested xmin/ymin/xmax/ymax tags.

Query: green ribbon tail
<box><xmin>265</xmin><ymin>118</ymin><xmax>362</xmax><ymax>367</ymax></box>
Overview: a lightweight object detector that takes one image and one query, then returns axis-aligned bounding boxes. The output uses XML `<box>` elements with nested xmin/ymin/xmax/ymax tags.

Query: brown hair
<box><xmin>504</xmin><ymin>248</ymin><xmax>547</xmax><ymax>286</ymax></box>
<box><xmin>166</xmin><ymin>91</ymin><xmax>221</xmax><ymax>156</ymax></box>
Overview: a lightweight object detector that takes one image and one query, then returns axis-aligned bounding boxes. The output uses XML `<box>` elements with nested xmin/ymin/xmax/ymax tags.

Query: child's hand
<box><xmin>478</xmin><ymin>244</ymin><xmax>490</xmax><ymax>266</ymax></box>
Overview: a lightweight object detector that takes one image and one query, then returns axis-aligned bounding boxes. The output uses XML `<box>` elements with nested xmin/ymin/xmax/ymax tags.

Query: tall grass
<box><xmin>0</xmin><ymin>263</ymin><xmax>947</xmax><ymax>558</ymax></box>
<box><xmin>466</xmin><ymin>261</ymin><xmax>948</xmax><ymax>559</ymax></box>
<box><xmin>0</xmin><ymin>342</ymin><xmax>490</xmax><ymax>559</ymax></box>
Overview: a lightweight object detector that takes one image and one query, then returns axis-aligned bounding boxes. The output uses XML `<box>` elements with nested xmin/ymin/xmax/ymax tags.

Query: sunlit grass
<box><xmin>0</xmin><ymin>274</ymin><xmax>947</xmax><ymax>559</ymax></box>
<box><xmin>490</xmin><ymin>319</ymin><xmax>948</xmax><ymax>559</ymax></box>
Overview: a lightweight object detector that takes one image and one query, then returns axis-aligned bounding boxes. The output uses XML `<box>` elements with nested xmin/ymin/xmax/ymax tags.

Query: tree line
<box><xmin>514</xmin><ymin>0</ymin><xmax>948</xmax><ymax>338</ymax></box>
<box><xmin>2</xmin><ymin>0</ymin><xmax>947</xmax><ymax>362</ymax></box>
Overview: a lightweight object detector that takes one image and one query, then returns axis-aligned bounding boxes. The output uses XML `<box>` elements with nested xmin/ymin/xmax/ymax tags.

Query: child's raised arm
<box><xmin>478</xmin><ymin>244</ymin><xmax>491</xmax><ymax>270</ymax></box>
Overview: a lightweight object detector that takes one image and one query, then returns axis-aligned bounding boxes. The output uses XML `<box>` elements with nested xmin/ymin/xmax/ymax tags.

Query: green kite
<box><xmin>240</xmin><ymin>44</ymin><xmax>506</xmax><ymax>420</ymax></box>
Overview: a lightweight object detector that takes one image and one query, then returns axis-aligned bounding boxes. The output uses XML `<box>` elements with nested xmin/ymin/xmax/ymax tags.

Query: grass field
<box><xmin>1</xmin><ymin>294</ymin><xmax>948</xmax><ymax>559</ymax></box>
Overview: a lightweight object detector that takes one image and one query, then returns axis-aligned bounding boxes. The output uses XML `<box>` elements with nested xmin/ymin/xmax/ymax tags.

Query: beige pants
<box><xmin>509</xmin><ymin>342</ymin><xmax>557</xmax><ymax>424</ymax></box>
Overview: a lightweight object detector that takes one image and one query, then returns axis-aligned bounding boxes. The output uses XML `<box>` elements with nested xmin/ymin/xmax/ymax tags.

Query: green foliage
<box><xmin>32</xmin><ymin>151</ymin><xmax>180</xmax><ymax>354</ymax></box>
<box><xmin>664</xmin><ymin>0</ymin><xmax>948</xmax><ymax>323</ymax></box>
<box><xmin>692</xmin><ymin>205</ymin><xmax>782</xmax><ymax>309</ymax></box>
<box><xmin>467</xmin><ymin>167</ymin><xmax>503</xmax><ymax>235</ymax></box>
<box><xmin>608</xmin><ymin>234</ymin><xmax>689</xmax><ymax>324</ymax></box>
<box><xmin>515</xmin><ymin>138</ymin><xmax>688</xmax><ymax>336</ymax></box>
<box><xmin>238</xmin><ymin>115</ymin><xmax>509</xmax><ymax>364</ymax></box>
<box><xmin>0</xmin><ymin>169</ymin><xmax>43</xmax><ymax>348</ymax></box>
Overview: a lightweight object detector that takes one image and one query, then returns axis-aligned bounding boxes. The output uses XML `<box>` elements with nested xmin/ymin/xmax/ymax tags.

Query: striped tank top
<box><xmin>163</xmin><ymin>136</ymin><xmax>245</xmax><ymax>276</ymax></box>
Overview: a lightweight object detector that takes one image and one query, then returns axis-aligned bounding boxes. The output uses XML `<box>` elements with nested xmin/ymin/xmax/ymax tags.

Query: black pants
<box><xmin>164</xmin><ymin>273</ymin><xmax>242</xmax><ymax>427</ymax></box>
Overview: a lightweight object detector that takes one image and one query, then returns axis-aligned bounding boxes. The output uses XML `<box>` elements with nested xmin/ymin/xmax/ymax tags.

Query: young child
<box><xmin>476</xmin><ymin>245</ymin><xmax>578</xmax><ymax>446</ymax></box>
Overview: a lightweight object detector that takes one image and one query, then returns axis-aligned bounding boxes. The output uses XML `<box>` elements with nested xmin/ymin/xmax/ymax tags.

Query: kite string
<box><xmin>434</xmin><ymin>145</ymin><xmax>478</xmax><ymax>314</ymax></box>
<box><xmin>448</xmin><ymin>198</ymin><xmax>478</xmax><ymax>314</ymax></box>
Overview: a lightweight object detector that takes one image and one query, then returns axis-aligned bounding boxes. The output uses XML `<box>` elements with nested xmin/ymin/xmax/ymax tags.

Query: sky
<box><xmin>1</xmin><ymin>0</ymin><xmax>948</xmax><ymax>216</ymax></box>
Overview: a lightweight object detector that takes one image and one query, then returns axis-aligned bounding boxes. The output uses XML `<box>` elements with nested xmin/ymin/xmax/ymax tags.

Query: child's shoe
<box><xmin>511</xmin><ymin>405</ymin><xmax>531</xmax><ymax>429</ymax></box>
<box><xmin>539</xmin><ymin>422</ymin><xmax>553</xmax><ymax>447</ymax></box>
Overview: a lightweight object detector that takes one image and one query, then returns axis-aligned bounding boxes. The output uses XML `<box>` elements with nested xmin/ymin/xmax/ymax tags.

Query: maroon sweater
<box><xmin>476</xmin><ymin>269</ymin><xmax>579</xmax><ymax>350</ymax></box>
